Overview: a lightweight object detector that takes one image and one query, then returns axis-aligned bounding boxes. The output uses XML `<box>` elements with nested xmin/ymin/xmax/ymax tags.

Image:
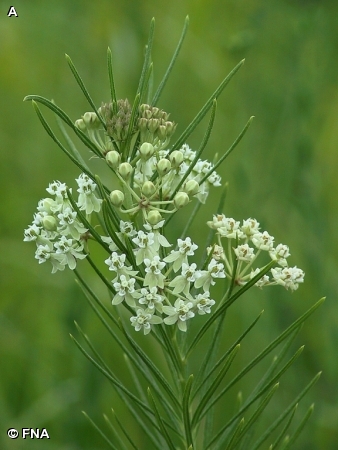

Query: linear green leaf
<box><xmin>152</xmin><ymin>15</ymin><xmax>189</xmax><ymax>105</ymax></box>
<box><xmin>192</xmin><ymin>345</ymin><xmax>240</xmax><ymax>427</ymax></box>
<box><xmin>107</xmin><ymin>47</ymin><xmax>118</xmax><ymax>112</ymax></box>
<box><xmin>198</xmin><ymin>116</ymin><xmax>254</xmax><ymax>186</ymax></box>
<box><xmin>193</xmin><ymin>311</ymin><xmax>263</xmax><ymax>400</ymax></box>
<box><xmin>170</xmin><ymin>59</ymin><xmax>245</xmax><ymax>152</ymax></box>
<box><xmin>182</xmin><ymin>375</ymin><xmax>194</xmax><ymax>449</ymax></box>
<box><xmin>119</xmin><ymin>319</ymin><xmax>181</xmax><ymax>410</ymax></box>
<box><xmin>147</xmin><ymin>388</ymin><xmax>178</xmax><ymax>450</ymax></box>
<box><xmin>224</xmin><ymin>418</ymin><xmax>244</xmax><ymax>450</ymax></box>
<box><xmin>82</xmin><ymin>411</ymin><xmax>118</xmax><ymax>450</ymax></box>
<box><xmin>65</xmin><ymin>54</ymin><xmax>106</xmax><ymax>129</ymax></box>
<box><xmin>282</xmin><ymin>404</ymin><xmax>314</xmax><ymax>450</ymax></box>
<box><xmin>205</xmin><ymin>347</ymin><xmax>305</xmax><ymax>449</ymax></box>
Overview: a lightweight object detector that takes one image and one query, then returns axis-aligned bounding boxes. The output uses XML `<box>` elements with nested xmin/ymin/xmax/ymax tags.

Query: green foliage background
<box><xmin>1</xmin><ymin>0</ymin><xmax>337</xmax><ymax>448</ymax></box>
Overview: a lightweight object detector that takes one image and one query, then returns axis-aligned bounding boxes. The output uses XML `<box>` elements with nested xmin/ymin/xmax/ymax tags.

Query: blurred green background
<box><xmin>1</xmin><ymin>0</ymin><xmax>338</xmax><ymax>448</ymax></box>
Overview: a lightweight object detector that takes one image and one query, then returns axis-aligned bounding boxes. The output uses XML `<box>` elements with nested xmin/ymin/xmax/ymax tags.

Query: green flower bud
<box><xmin>174</xmin><ymin>192</ymin><xmax>189</xmax><ymax>209</ymax></box>
<box><xmin>157</xmin><ymin>158</ymin><xmax>171</xmax><ymax>176</ymax></box>
<box><xmin>169</xmin><ymin>150</ymin><xmax>184</xmax><ymax>168</ymax></box>
<box><xmin>75</xmin><ymin>119</ymin><xmax>86</xmax><ymax>132</ymax></box>
<box><xmin>157</xmin><ymin>125</ymin><xmax>167</xmax><ymax>140</ymax></box>
<box><xmin>142</xmin><ymin>181</ymin><xmax>156</xmax><ymax>197</ymax></box>
<box><xmin>139</xmin><ymin>142</ymin><xmax>155</xmax><ymax>160</ymax></box>
<box><xmin>42</xmin><ymin>215</ymin><xmax>57</xmax><ymax>231</ymax></box>
<box><xmin>82</xmin><ymin>112</ymin><xmax>100</xmax><ymax>129</ymax></box>
<box><xmin>138</xmin><ymin>117</ymin><xmax>148</xmax><ymax>132</ymax></box>
<box><xmin>147</xmin><ymin>210</ymin><xmax>163</xmax><ymax>225</ymax></box>
<box><xmin>106</xmin><ymin>150</ymin><xmax>121</xmax><ymax>169</ymax></box>
<box><xmin>184</xmin><ymin>179</ymin><xmax>199</xmax><ymax>196</ymax></box>
<box><xmin>148</xmin><ymin>118</ymin><xmax>159</xmax><ymax>133</ymax></box>
<box><xmin>118</xmin><ymin>162</ymin><xmax>132</xmax><ymax>179</ymax></box>
<box><xmin>41</xmin><ymin>198</ymin><xmax>55</xmax><ymax>213</ymax></box>
<box><xmin>165</xmin><ymin>121</ymin><xmax>177</xmax><ymax>136</ymax></box>
<box><xmin>110</xmin><ymin>190</ymin><xmax>125</xmax><ymax>207</ymax></box>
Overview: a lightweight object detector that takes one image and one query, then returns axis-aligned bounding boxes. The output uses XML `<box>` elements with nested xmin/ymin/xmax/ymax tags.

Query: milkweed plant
<box><xmin>23</xmin><ymin>17</ymin><xmax>324</xmax><ymax>450</ymax></box>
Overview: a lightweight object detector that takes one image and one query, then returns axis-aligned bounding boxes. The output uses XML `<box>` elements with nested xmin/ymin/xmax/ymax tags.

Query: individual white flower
<box><xmin>241</xmin><ymin>218</ymin><xmax>260</xmax><ymax>237</ymax></box>
<box><xmin>193</xmin><ymin>292</ymin><xmax>215</xmax><ymax>315</ymax></box>
<box><xmin>269</xmin><ymin>244</ymin><xmax>290</xmax><ymax>267</ymax></box>
<box><xmin>169</xmin><ymin>263</ymin><xmax>198</xmax><ymax>295</ymax></box>
<box><xmin>112</xmin><ymin>275</ymin><xmax>138</xmax><ymax>307</ymax></box>
<box><xmin>119</xmin><ymin>221</ymin><xmax>137</xmax><ymax>237</ymax></box>
<box><xmin>57</xmin><ymin>207</ymin><xmax>88</xmax><ymax>240</ymax></box>
<box><xmin>207</xmin><ymin>214</ymin><xmax>228</xmax><ymax>230</ymax></box>
<box><xmin>132</xmin><ymin>230</ymin><xmax>156</xmax><ymax>265</ymax></box>
<box><xmin>144</xmin><ymin>256</ymin><xmax>166</xmax><ymax>289</ymax></box>
<box><xmin>195</xmin><ymin>258</ymin><xmax>226</xmax><ymax>291</ymax></box>
<box><xmin>104</xmin><ymin>252</ymin><xmax>138</xmax><ymax>280</ymax></box>
<box><xmin>180</xmin><ymin>143</ymin><xmax>196</xmax><ymax>162</ymax></box>
<box><xmin>234</xmin><ymin>244</ymin><xmax>255</xmax><ymax>263</ymax></box>
<box><xmin>163</xmin><ymin>299</ymin><xmax>195</xmax><ymax>332</ymax></box>
<box><xmin>53</xmin><ymin>236</ymin><xmax>87</xmax><ymax>270</ymax></box>
<box><xmin>76</xmin><ymin>173</ymin><xmax>102</xmax><ymax>214</ymax></box>
<box><xmin>164</xmin><ymin>237</ymin><xmax>198</xmax><ymax>272</ymax></box>
<box><xmin>218</xmin><ymin>217</ymin><xmax>244</xmax><ymax>239</ymax></box>
<box><xmin>35</xmin><ymin>243</ymin><xmax>67</xmax><ymax>273</ymax></box>
<box><xmin>130</xmin><ymin>308</ymin><xmax>163</xmax><ymax>335</ymax></box>
<box><xmin>251</xmin><ymin>231</ymin><xmax>274</xmax><ymax>251</ymax></box>
<box><xmin>250</xmin><ymin>268</ymin><xmax>270</xmax><ymax>288</ymax></box>
<box><xmin>271</xmin><ymin>266</ymin><xmax>305</xmax><ymax>291</ymax></box>
<box><xmin>24</xmin><ymin>224</ymin><xmax>41</xmax><ymax>241</ymax></box>
<box><xmin>46</xmin><ymin>180</ymin><xmax>68</xmax><ymax>198</ymax></box>
<box><xmin>207</xmin><ymin>244</ymin><xmax>225</xmax><ymax>261</ymax></box>
<box><xmin>138</xmin><ymin>287</ymin><xmax>164</xmax><ymax>313</ymax></box>
<box><xmin>101</xmin><ymin>236</ymin><xmax>119</xmax><ymax>252</ymax></box>
<box><xmin>144</xmin><ymin>220</ymin><xmax>171</xmax><ymax>249</ymax></box>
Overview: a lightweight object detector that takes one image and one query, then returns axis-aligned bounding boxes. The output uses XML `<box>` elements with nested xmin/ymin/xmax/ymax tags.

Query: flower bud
<box><xmin>184</xmin><ymin>179</ymin><xmax>199</xmax><ymax>196</ymax></box>
<box><xmin>41</xmin><ymin>198</ymin><xmax>55</xmax><ymax>213</ymax></box>
<box><xmin>157</xmin><ymin>158</ymin><xmax>171</xmax><ymax>176</ymax></box>
<box><xmin>75</xmin><ymin>119</ymin><xmax>86</xmax><ymax>132</ymax></box>
<box><xmin>139</xmin><ymin>142</ymin><xmax>155</xmax><ymax>160</ymax></box>
<box><xmin>42</xmin><ymin>215</ymin><xmax>57</xmax><ymax>231</ymax></box>
<box><xmin>169</xmin><ymin>150</ymin><xmax>183</xmax><ymax>168</ymax></box>
<box><xmin>106</xmin><ymin>150</ymin><xmax>121</xmax><ymax>169</ymax></box>
<box><xmin>142</xmin><ymin>181</ymin><xmax>156</xmax><ymax>197</ymax></box>
<box><xmin>148</xmin><ymin>118</ymin><xmax>159</xmax><ymax>133</ymax></box>
<box><xmin>147</xmin><ymin>210</ymin><xmax>163</xmax><ymax>225</ymax></box>
<box><xmin>157</xmin><ymin>125</ymin><xmax>167</xmax><ymax>140</ymax></box>
<box><xmin>82</xmin><ymin>112</ymin><xmax>100</xmax><ymax>129</ymax></box>
<box><xmin>174</xmin><ymin>192</ymin><xmax>189</xmax><ymax>209</ymax></box>
<box><xmin>110</xmin><ymin>190</ymin><xmax>125</xmax><ymax>207</ymax></box>
<box><xmin>118</xmin><ymin>162</ymin><xmax>133</xmax><ymax>179</ymax></box>
<box><xmin>138</xmin><ymin>117</ymin><xmax>148</xmax><ymax>131</ymax></box>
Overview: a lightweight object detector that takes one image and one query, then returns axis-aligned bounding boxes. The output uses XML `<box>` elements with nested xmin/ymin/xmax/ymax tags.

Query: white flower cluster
<box><xmin>104</xmin><ymin>221</ymin><xmax>222</xmax><ymax>334</ymax></box>
<box><xmin>207</xmin><ymin>215</ymin><xmax>305</xmax><ymax>291</ymax></box>
<box><xmin>25</xmin><ymin>99</ymin><xmax>305</xmax><ymax>337</ymax></box>
<box><xmin>24</xmin><ymin>175</ymin><xmax>102</xmax><ymax>273</ymax></box>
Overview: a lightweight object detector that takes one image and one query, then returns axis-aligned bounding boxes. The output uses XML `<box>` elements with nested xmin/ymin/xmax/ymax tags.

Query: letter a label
<box><xmin>7</xmin><ymin>6</ymin><xmax>18</xmax><ymax>17</ymax></box>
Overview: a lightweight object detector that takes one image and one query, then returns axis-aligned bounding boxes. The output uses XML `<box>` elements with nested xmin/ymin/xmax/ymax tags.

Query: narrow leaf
<box><xmin>107</xmin><ymin>47</ymin><xmax>118</xmax><ymax>111</ymax></box>
<box><xmin>82</xmin><ymin>411</ymin><xmax>118</xmax><ymax>449</ymax></box>
<box><xmin>147</xmin><ymin>388</ymin><xmax>178</xmax><ymax>450</ymax></box>
<box><xmin>198</xmin><ymin>116</ymin><xmax>254</xmax><ymax>186</ymax></box>
<box><xmin>182</xmin><ymin>375</ymin><xmax>194</xmax><ymax>449</ymax></box>
<box><xmin>152</xmin><ymin>15</ymin><xmax>189</xmax><ymax>105</ymax></box>
<box><xmin>65</xmin><ymin>54</ymin><xmax>106</xmax><ymax>128</ymax></box>
<box><xmin>170</xmin><ymin>59</ymin><xmax>245</xmax><ymax>151</ymax></box>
